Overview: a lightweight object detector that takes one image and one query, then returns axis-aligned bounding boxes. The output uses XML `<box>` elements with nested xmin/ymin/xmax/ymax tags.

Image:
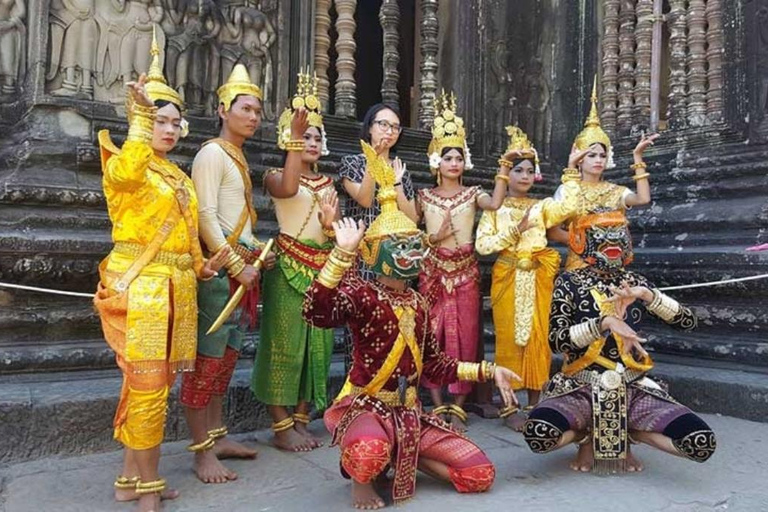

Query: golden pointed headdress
<box><xmin>217</xmin><ymin>64</ymin><xmax>263</xmax><ymax>111</ymax></box>
<box><xmin>359</xmin><ymin>141</ymin><xmax>419</xmax><ymax>257</ymax></box>
<box><xmin>505</xmin><ymin>125</ymin><xmax>542</xmax><ymax>181</ymax></box>
<box><xmin>277</xmin><ymin>70</ymin><xmax>327</xmax><ymax>154</ymax></box>
<box><xmin>427</xmin><ymin>90</ymin><xmax>473</xmax><ymax>171</ymax></box>
<box><xmin>144</xmin><ymin>25</ymin><xmax>183</xmax><ymax>109</ymax></box>
<box><xmin>573</xmin><ymin>76</ymin><xmax>614</xmax><ymax>168</ymax></box>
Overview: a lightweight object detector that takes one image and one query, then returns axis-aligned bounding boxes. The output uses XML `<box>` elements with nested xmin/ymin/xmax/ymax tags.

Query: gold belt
<box><xmin>350</xmin><ymin>385</ymin><xmax>418</xmax><ymax>408</ymax></box>
<box><xmin>571</xmin><ymin>368</ymin><xmax>645</xmax><ymax>391</ymax></box>
<box><xmin>427</xmin><ymin>252</ymin><xmax>475</xmax><ymax>274</ymax></box>
<box><xmin>113</xmin><ymin>242</ymin><xmax>194</xmax><ymax>271</ymax></box>
<box><xmin>497</xmin><ymin>253</ymin><xmax>541</xmax><ymax>270</ymax></box>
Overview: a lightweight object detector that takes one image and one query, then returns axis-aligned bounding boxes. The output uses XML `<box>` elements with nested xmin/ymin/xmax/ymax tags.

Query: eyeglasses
<box><xmin>373</xmin><ymin>119</ymin><xmax>403</xmax><ymax>134</ymax></box>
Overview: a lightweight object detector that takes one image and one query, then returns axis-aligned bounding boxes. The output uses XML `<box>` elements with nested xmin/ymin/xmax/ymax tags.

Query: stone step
<box><xmin>0</xmin><ymin>354</ymin><xmax>765</xmax><ymax>464</ymax></box>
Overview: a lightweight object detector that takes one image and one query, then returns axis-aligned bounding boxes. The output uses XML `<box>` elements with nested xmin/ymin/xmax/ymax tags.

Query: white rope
<box><xmin>657</xmin><ymin>273</ymin><xmax>768</xmax><ymax>291</ymax></box>
<box><xmin>0</xmin><ymin>282</ymin><xmax>95</xmax><ymax>298</ymax></box>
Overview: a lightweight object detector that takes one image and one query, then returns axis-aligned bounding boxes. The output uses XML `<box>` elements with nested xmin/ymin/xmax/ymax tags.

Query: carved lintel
<box><xmin>601</xmin><ymin>0</ymin><xmax>621</xmax><ymax>136</ymax></box>
<box><xmin>418</xmin><ymin>0</ymin><xmax>439</xmax><ymax>129</ymax></box>
<box><xmin>379</xmin><ymin>0</ymin><xmax>401</xmax><ymax>107</ymax></box>
<box><xmin>334</xmin><ymin>0</ymin><xmax>358</xmax><ymax>118</ymax></box>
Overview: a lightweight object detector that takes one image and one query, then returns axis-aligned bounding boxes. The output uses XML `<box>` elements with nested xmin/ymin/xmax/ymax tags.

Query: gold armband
<box><xmin>630</xmin><ymin>162</ymin><xmax>648</xmax><ymax>170</ymax></box>
<box><xmin>632</xmin><ymin>173</ymin><xmax>650</xmax><ymax>182</ymax></box>
<box><xmin>457</xmin><ymin>362</ymin><xmax>482</xmax><ymax>382</ymax></box>
<box><xmin>647</xmin><ymin>289</ymin><xmax>681</xmax><ymax>322</ymax></box>
<box><xmin>498</xmin><ymin>158</ymin><xmax>514</xmax><ymax>169</ymax></box>
<box><xmin>316</xmin><ymin>246</ymin><xmax>355</xmax><ymax>289</ymax></box>
<box><xmin>126</xmin><ymin>105</ymin><xmax>157</xmax><ymax>143</ymax></box>
<box><xmin>284</xmin><ymin>139</ymin><xmax>305</xmax><ymax>152</ymax></box>
<box><xmin>495</xmin><ymin>174</ymin><xmax>510</xmax><ymax>183</ymax></box>
<box><xmin>562</xmin><ymin>167</ymin><xmax>581</xmax><ymax>183</ymax></box>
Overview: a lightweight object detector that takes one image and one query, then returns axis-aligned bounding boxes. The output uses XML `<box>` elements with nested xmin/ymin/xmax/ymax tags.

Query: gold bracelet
<box><xmin>482</xmin><ymin>361</ymin><xmax>496</xmax><ymax>382</ymax></box>
<box><xmin>331</xmin><ymin>246</ymin><xmax>357</xmax><ymax>263</ymax></box>
<box><xmin>632</xmin><ymin>173</ymin><xmax>650</xmax><ymax>182</ymax></box>
<box><xmin>126</xmin><ymin>113</ymin><xmax>155</xmax><ymax>143</ymax></box>
<box><xmin>630</xmin><ymin>162</ymin><xmax>647</xmax><ymax>170</ymax></box>
<box><xmin>317</xmin><ymin>252</ymin><xmax>354</xmax><ymax>289</ymax></box>
<box><xmin>497</xmin><ymin>158</ymin><xmax>514</xmax><ymax>168</ymax></box>
<box><xmin>322</xmin><ymin>226</ymin><xmax>336</xmax><ymax>239</ymax></box>
<box><xmin>562</xmin><ymin>167</ymin><xmax>579</xmax><ymax>174</ymax></box>
<box><xmin>227</xmin><ymin>258</ymin><xmax>246</xmax><ymax>278</ymax></box>
<box><xmin>284</xmin><ymin>140</ymin><xmax>305</xmax><ymax>152</ymax></box>
<box><xmin>495</xmin><ymin>174</ymin><xmax>510</xmax><ymax>183</ymax></box>
<box><xmin>457</xmin><ymin>362</ymin><xmax>481</xmax><ymax>382</ymax></box>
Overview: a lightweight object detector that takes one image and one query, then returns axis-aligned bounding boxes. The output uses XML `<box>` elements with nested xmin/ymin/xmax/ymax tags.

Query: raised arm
<box><xmin>623</xmin><ymin>133</ymin><xmax>658</xmax><ymax>207</ymax></box>
<box><xmin>265</xmin><ymin>108</ymin><xmax>310</xmax><ymax>199</ymax></box>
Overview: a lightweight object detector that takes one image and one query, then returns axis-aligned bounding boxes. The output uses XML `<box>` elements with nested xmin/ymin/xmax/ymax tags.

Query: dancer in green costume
<box><xmin>252</xmin><ymin>71</ymin><xmax>339</xmax><ymax>451</ymax></box>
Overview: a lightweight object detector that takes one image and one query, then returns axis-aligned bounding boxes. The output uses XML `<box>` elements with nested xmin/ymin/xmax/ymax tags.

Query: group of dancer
<box><xmin>94</xmin><ymin>36</ymin><xmax>716</xmax><ymax>512</ymax></box>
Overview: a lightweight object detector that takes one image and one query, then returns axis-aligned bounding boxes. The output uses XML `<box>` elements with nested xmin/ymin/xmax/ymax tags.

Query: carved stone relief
<box><xmin>0</xmin><ymin>0</ymin><xmax>26</xmax><ymax>100</ymax></box>
<box><xmin>44</xmin><ymin>0</ymin><xmax>277</xmax><ymax>116</ymax></box>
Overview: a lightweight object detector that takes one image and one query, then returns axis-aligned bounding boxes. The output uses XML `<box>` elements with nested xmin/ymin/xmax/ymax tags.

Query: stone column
<box><xmin>418</xmin><ymin>0</ymin><xmax>439</xmax><ymax>129</ymax></box>
<box><xmin>313</xmin><ymin>0</ymin><xmax>332</xmax><ymax>112</ymax></box>
<box><xmin>687</xmin><ymin>0</ymin><xmax>708</xmax><ymax>126</ymax></box>
<box><xmin>617</xmin><ymin>0</ymin><xmax>636</xmax><ymax>132</ymax></box>
<box><xmin>706</xmin><ymin>0</ymin><xmax>725</xmax><ymax>122</ymax></box>
<box><xmin>634</xmin><ymin>0</ymin><xmax>654</xmax><ymax>128</ymax></box>
<box><xmin>379</xmin><ymin>0</ymin><xmax>400</xmax><ymax>108</ymax></box>
<box><xmin>667</xmin><ymin>0</ymin><xmax>688</xmax><ymax>129</ymax></box>
<box><xmin>334</xmin><ymin>0</ymin><xmax>357</xmax><ymax>117</ymax></box>
<box><xmin>601</xmin><ymin>0</ymin><xmax>620</xmax><ymax>136</ymax></box>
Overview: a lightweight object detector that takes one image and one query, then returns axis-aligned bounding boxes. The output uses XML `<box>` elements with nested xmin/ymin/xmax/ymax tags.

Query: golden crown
<box><xmin>277</xmin><ymin>70</ymin><xmax>325</xmax><ymax>151</ymax></box>
<box><xmin>360</xmin><ymin>140</ymin><xmax>419</xmax><ymax>248</ymax></box>
<box><xmin>505</xmin><ymin>125</ymin><xmax>542</xmax><ymax>181</ymax></box>
<box><xmin>217</xmin><ymin>64</ymin><xmax>263</xmax><ymax>111</ymax></box>
<box><xmin>573</xmin><ymin>76</ymin><xmax>611</xmax><ymax>152</ymax></box>
<box><xmin>427</xmin><ymin>90</ymin><xmax>468</xmax><ymax>170</ymax></box>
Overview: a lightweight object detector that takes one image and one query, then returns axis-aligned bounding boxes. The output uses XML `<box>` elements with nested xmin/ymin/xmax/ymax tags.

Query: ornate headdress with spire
<box><xmin>573</xmin><ymin>76</ymin><xmax>614</xmax><ymax>168</ymax></box>
<box><xmin>126</xmin><ymin>25</ymin><xmax>187</xmax><ymax>136</ymax></box>
<box><xmin>359</xmin><ymin>140</ymin><xmax>420</xmax><ymax>265</ymax></box>
<box><xmin>217</xmin><ymin>64</ymin><xmax>263</xmax><ymax>111</ymax></box>
<box><xmin>427</xmin><ymin>90</ymin><xmax>473</xmax><ymax>172</ymax></box>
<box><xmin>276</xmin><ymin>70</ymin><xmax>327</xmax><ymax>155</ymax></box>
<box><xmin>504</xmin><ymin>125</ymin><xmax>542</xmax><ymax>182</ymax></box>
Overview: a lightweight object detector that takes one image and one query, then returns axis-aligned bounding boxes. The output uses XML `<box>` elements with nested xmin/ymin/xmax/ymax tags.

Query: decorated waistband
<box><xmin>349</xmin><ymin>385</ymin><xmax>419</xmax><ymax>408</ymax></box>
<box><xmin>112</xmin><ymin>242</ymin><xmax>194</xmax><ymax>271</ymax></box>
<box><xmin>423</xmin><ymin>250</ymin><xmax>477</xmax><ymax>276</ymax></box>
<box><xmin>276</xmin><ymin>233</ymin><xmax>331</xmax><ymax>271</ymax></box>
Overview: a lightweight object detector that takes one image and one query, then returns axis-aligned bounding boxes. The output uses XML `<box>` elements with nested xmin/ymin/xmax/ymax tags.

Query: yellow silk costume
<box><xmin>94</xmin><ymin>31</ymin><xmax>204</xmax><ymax>450</ymax></box>
<box><xmin>476</xmin><ymin>197</ymin><xmax>562</xmax><ymax>391</ymax></box>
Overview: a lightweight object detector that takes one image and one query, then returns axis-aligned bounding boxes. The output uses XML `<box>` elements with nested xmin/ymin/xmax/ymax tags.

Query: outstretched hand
<box><xmin>633</xmin><ymin>132</ymin><xmax>660</xmax><ymax>158</ymax></box>
<box><xmin>601</xmin><ymin>315</ymin><xmax>649</xmax><ymax>360</ymax></box>
<box><xmin>290</xmin><ymin>107</ymin><xmax>309</xmax><ymax>140</ymax></box>
<box><xmin>605</xmin><ymin>281</ymin><xmax>653</xmax><ymax>319</ymax></box>
<box><xmin>201</xmin><ymin>246</ymin><xmax>231</xmax><ymax>280</ymax></box>
<box><xmin>318</xmin><ymin>189</ymin><xmax>339</xmax><ymax>229</ymax></box>
<box><xmin>334</xmin><ymin>218</ymin><xmax>366</xmax><ymax>253</ymax></box>
<box><xmin>494</xmin><ymin>366</ymin><xmax>521</xmax><ymax>409</ymax></box>
<box><xmin>126</xmin><ymin>73</ymin><xmax>153</xmax><ymax>108</ymax></box>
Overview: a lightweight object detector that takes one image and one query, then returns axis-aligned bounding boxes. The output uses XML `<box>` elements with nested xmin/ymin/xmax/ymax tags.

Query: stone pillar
<box><xmin>668</xmin><ymin>0</ymin><xmax>688</xmax><ymax>129</ymax></box>
<box><xmin>334</xmin><ymin>0</ymin><xmax>357</xmax><ymax>117</ymax></box>
<box><xmin>313</xmin><ymin>0</ymin><xmax>332</xmax><ymax>113</ymax></box>
<box><xmin>634</xmin><ymin>0</ymin><xmax>654</xmax><ymax>128</ymax></box>
<box><xmin>687</xmin><ymin>0</ymin><xmax>708</xmax><ymax>126</ymax></box>
<box><xmin>379</xmin><ymin>0</ymin><xmax>400</xmax><ymax>108</ymax></box>
<box><xmin>617</xmin><ymin>0</ymin><xmax>636</xmax><ymax>132</ymax></box>
<box><xmin>706</xmin><ymin>0</ymin><xmax>725</xmax><ymax>123</ymax></box>
<box><xmin>418</xmin><ymin>0</ymin><xmax>439</xmax><ymax>129</ymax></box>
<box><xmin>601</xmin><ymin>0</ymin><xmax>620</xmax><ymax>136</ymax></box>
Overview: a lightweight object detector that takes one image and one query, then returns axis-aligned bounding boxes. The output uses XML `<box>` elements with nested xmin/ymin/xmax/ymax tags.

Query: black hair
<box><xmin>154</xmin><ymin>99</ymin><xmax>182</xmax><ymax>116</ymax></box>
<box><xmin>360</xmin><ymin>103</ymin><xmax>402</xmax><ymax>152</ymax></box>
<box><xmin>440</xmin><ymin>146</ymin><xmax>464</xmax><ymax>158</ymax></box>
<box><xmin>512</xmin><ymin>158</ymin><xmax>536</xmax><ymax>169</ymax></box>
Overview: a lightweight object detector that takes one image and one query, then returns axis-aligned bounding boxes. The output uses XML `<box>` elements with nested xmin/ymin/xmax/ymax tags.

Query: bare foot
<box><xmin>352</xmin><ymin>481</ymin><xmax>386</xmax><ymax>510</ymax></box>
<box><xmin>450</xmin><ymin>415</ymin><xmax>467</xmax><ymax>434</ymax></box>
<box><xmin>194</xmin><ymin>450</ymin><xmax>238</xmax><ymax>484</ymax></box>
<box><xmin>503</xmin><ymin>412</ymin><xmax>527</xmax><ymax>432</ymax></box>
<box><xmin>569</xmin><ymin>441</ymin><xmax>594</xmax><ymax>473</ymax></box>
<box><xmin>294</xmin><ymin>421</ymin><xmax>324</xmax><ymax>448</ymax></box>
<box><xmin>273</xmin><ymin>427</ymin><xmax>316</xmax><ymax>452</ymax></box>
<box><xmin>626</xmin><ymin>447</ymin><xmax>644</xmax><ymax>472</ymax></box>
<box><xmin>136</xmin><ymin>493</ymin><xmax>161</xmax><ymax>512</ymax></box>
<box><xmin>115</xmin><ymin>486</ymin><xmax>179</xmax><ymax>503</ymax></box>
<box><xmin>213</xmin><ymin>437</ymin><xmax>258</xmax><ymax>460</ymax></box>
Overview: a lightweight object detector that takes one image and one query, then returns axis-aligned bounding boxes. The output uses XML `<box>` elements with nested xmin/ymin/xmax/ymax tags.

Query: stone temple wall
<box><xmin>0</xmin><ymin>0</ymin><xmax>766</xmax><ymax>462</ymax></box>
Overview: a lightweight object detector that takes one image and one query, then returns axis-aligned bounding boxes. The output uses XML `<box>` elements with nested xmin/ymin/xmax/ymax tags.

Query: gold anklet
<box><xmin>113</xmin><ymin>475</ymin><xmax>139</xmax><ymax>490</ymax></box>
<box><xmin>448</xmin><ymin>404</ymin><xmax>468</xmax><ymax>422</ymax></box>
<box><xmin>207</xmin><ymin>426</ymin><xmax>228</xmax><ymax>440</ymax></box>
<box><xmin>292</xmin><ymin>413</ymin><xmax>311</xmax><ymax>425</ymax></box>
<box><xmin>499</xmin><ymin>405</ymin><xmax>520</xmax><ymax>419</ymax></box>
<box><xmin>272</xmin><ymin>417</ymin><xmax>296</xmax><ymax>433</ymax></box>
<box><xmin>186</xmin><ymin>437</ymin><xmax>216</xmax><ymax>453</ymax></box>
<box><xmin>135</xmin><ymin>478</ymin><xmax>167</xmax><ymax>495</ymax></box>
